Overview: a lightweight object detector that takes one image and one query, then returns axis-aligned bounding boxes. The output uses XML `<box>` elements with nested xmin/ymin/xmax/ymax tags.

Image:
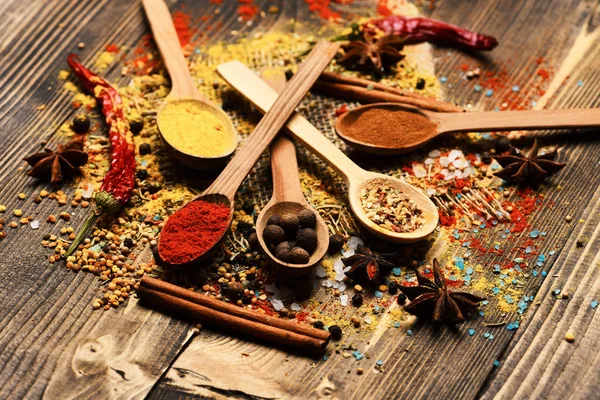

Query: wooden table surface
<box><xmin>1</xmin><ymin>0</ymin><xmax>599</xmax><ymax>399</ymax></box>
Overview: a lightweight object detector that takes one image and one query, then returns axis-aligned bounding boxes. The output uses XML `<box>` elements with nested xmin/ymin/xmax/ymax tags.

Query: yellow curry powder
<box><xmin>158</xmin><ymin>99</ymin><xmax>236</xmax><ymax>157</ymax></box>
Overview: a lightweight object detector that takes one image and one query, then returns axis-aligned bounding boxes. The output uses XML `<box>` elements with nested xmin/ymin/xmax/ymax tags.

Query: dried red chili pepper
<box><xmin>65</xmin><ymin>54</ymin><xmax>136</xmax><ymax>256</ymax></box>
<box><xmin>334</xmin><ymin>16</ymin><xmax>498</xmax><ymax>52</ymax></box>
<box><xmin>364</xmin><ymin>16</ymin><xmax>498</xmax><ymax>51</ymax></box>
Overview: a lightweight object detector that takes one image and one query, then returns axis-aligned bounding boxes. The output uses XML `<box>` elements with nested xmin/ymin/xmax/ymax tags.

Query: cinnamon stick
<box><xmin>138</xmin><ymin>276</ymin><xmax>330</xmax><ymax>353</ymax></box>
<box><xmin>314</xmin><ymin>77</ymin><xmax>464</xmax><ymax>113</ymax></box>
<box><xmin>320</xmin><ymin>71</ymin><xmax>424</xmax><ymax>99</ymax></box>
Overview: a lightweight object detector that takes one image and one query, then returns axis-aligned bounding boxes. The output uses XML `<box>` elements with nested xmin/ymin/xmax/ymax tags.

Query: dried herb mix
<box><xmin>360</xmin><ymin>185</ymin><xmax>424</xmax><ymax>233</ymax></box>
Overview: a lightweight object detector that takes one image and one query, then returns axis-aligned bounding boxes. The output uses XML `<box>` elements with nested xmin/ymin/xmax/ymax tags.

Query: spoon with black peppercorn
<box><xmin>335</xmin><ymin>102</ymin><xmax>600</xmax><ymax>154</ymax></box>
<box><xmin>256</xmin><ymin>135</ymin><xmax>329</xmax><ymax>275</ymax></box>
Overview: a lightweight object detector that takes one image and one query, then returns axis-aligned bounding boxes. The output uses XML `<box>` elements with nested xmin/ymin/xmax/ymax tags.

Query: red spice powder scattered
<box><xmin>238</xmin><ymin>0</ymin><xmax>258</xmax><ymax>20</ymax></box>
<box><xmin>210</xmin><ymin>0</ymin><xmax>223</xmax><ymax>4</ymax></box>
<box><xmin>304</xmin><ymin>0</ymin><xmax>341</xmax><ymax>20</ymax></box>
<box><xmin>172</xmin><ymin>10</ymin><xmax>193</xmax><ymax>49</ymax></box>
<box><xmin>105</xmin><ymin>44</ymin><xmax>120</xmax><ymax>53</ymax></box>
<box><xmin>377</xmin><ymin>0</ymin><xmax>393</xmax><ymax>16</ymax></box>
<box><xmin>158</xmin><ymin>200</ymin><xmax>231</xmax><ymax>264</ymax></box>
<box><xmin>439</xmin><ymin>211</ymin><xmax>456</xmax><ymax>227</ymax></box>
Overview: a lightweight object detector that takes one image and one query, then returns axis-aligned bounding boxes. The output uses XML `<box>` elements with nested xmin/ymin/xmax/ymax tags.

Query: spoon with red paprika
<box><xmin>335</xmin><ymin>102</ymin><xmax>600</xmax><ymax>155</ymax></box>
<box><xmin>156</xmin><ymin>41</ymin><xmax>340</xmax><ymax>267</ymax></box>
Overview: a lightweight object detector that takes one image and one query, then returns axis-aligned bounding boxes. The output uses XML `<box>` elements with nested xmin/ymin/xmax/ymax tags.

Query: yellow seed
<box><xmin>40</xmin><ymin>190</ymin><xmax>49</xmax><ymax>198</ymax></box>
<box><xmin>357</xmin><ymin>368</ymin><xmax>364</xmax><ymax>375</ymax></box>
<box><xmin>565</xmin><ymin>332</ymin><xmax>575</xmax><ymax>342</ymax></box>
<box><xmin>0</xmin><ymin>205</ymin><xmax>6</xmax><ymax>212</ymax></box>
<box><xmin>18</xmin><ymin>193</ymin><xmax>26</xmax><ymax>200</ymax></box>
<box><xmin>13</xmin><ymin>209</ymin><xmax>22</xmax><ymax>217</ymax></box>
<box><xmin>354</xmin><ymin>285</ymin><xmax>363</xmax><ymax>292</ymax></box>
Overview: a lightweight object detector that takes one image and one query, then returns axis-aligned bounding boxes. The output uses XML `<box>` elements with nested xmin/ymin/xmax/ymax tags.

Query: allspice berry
<box><xmin>328</xmin><ymin>234</ymin><xmax>344</xmax><ymax>254</ymax></box>
<box><xmin>296</xmin><ymin>228</ymin><xmax>317</xmax><ymax>253</ymax></box>
<box><xmin>329</xmin><ymin>325</ymin><xmax>342</xmax><ymax>340</ymax></box>
<box><xmin>297</xmin><ymin>209</ymin><xmax>316</xmax><ymax>229</ymax></box>
<box><xmin>279</xmin><ymin>213</ymin><xmax>299</xmax><ymax>233</ymax></box>
<box><xmin>275</xmin><ymin>248</ymin><xmax>292</xmax><ymax>263</ymax></box>
<box><xmin>266</xmin><ymin>214</ymin><xmax>281</xmax><ymax>226</ymax></box>
<box><xmin>352</xmin><ymin>293</ymin><xmax>363</xmax><ymax>307</ymax></box>
<box><xmin>227</xmin><ymin>282</ymin><xmax>245</xmax><ymax>300</ymax></box>
<box><xmin>248</xmin><ymin>232</ymin><xmax>259</xmax><ymax>250</ymax></box>
<box><xmin>290</xmin><ymin>247</ymin><xmax>310</xmax><ymax>264</ymax></box>
<box><xmin>274</xmin><ymin>241</ymin><xmax>291</xmax><ymax>254</ymax></box>
<box><xmin>263</xmin><ymin>225</ymin><xmax>284</xmax><ymax>246</ymax></box>
<box><xmin>72</xmin><ymin>114</ymin><xmax>90</xmax><ymax>134</ymax></box>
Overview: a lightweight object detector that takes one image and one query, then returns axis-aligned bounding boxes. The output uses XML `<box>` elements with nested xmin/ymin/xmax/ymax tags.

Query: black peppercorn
<box><xmin>242</xmin><ymin>295</ymin><xmax>252</xmax><ymax>304</ymax></box>
<box><xmin>242</xmin><ymin>202</ymin><xmax>255</xmax><ymax>215</ymax></box>
<box><xmin>313</xmin><ymin>321</ymin><xmax>324</xmax><ymax>329</ymax></box>
<box><xmin>124</xmin><ymin>238</ymin><xmax>134</xmax><ymax>248</ymax></box>
<box><xmin>328</xmin><ymin>234</ymin><xmax>344</xmax><ymax>254</ymax></box>
<box><xmin>495</xmin><ymin>136</ymin><xmax>512</xmax><ymax>152</ymax></box>
<box><xmin>275</xmin><ymin>241</ymin><xmax>291</xmax><ymax>253</ymax></box>
<box><xmin>139</xmin><ymin>143</ymin><xmax>152</xmax><ymax>155</ymax></box>
<box><xmin>279</xmin><ymin>213</ymin><xmax>299</xmax><ymax>234</ymax></box>
<box><xmin>416</xmin><ymin>78</ymin><xmax>426</xmax><ymax>90</ymax></box>
<box><xmin>227</xmin><ymin>281</ymin><xmax>245</xmax><ymax>300</ymax></box>
<box><xmin>388</xmin><ymin>281</ymin><xmax>400</xmax><ymax>295</ymax></box>
<box><xmin>275</xmin><ymin>248</ymin><xmax>293</xmax><ymax>263</ymax></box>
<box><xmin>263</xmin><ymin>225</ymin><xmax>285</xmax><ymax>246</ymax></box>
<box><xmin>136</xmin><ymin>169</ymin><xmax>149</xmax><ymax>180</ymax></box>
<box><xmin>285</xmin><ymin>69</ymin><xmax>294</xmax><ymax>80</ymax></box>
<box><xmin>329</xmin><ymin>325</ymin><xmax>342</xmax><ymax>340</ymax></box>
<box><xmin>146</xmin><ymin>183</ymin><xmax>162</xmax><ymax>194</ymax></box>
<box><xmin>72</xmin><ymin>114</ymin><xmax>90</xmax><ymax>134</ymax></box>
<box><xmin>481</xmin><ymin>152</ymin><xmax>492</xmax><ymax>164</ymax></box>
<box><xmin>397</xmin><ymin>293</ymin><xmax>407</xmax><ymax>305</ymax></box>
<box><xmin>352</xmin><ymin>293</ymin><xmax>363</xmax><ymax>307</ymax></box>
<box><xmin>266</xmin><ymin>214</ymin><xmax>281</xmax><ymax>226</ymax></box>
<box><xmin>297</xmin><ymin>209</ymin><xmax>316</xmax><ymax>229</ymax></box>
<box><xmin>296</xmin><ymin>228</ymin><xmax>317</xmax><ymax>253</ymax></box>
<box><xmin>128</xmin><ymin>115</ymin><xmax>144</xmax><ymax>135</ymax></box>
<box><xmin>290</xmin><ymin>247</ymin><xmax>310</xmax><ymax>264</ymax></box>
<box><xmin>236</xmin><ymin>221</ymin><xmax>254</xmax><ymax>237</ymax></box>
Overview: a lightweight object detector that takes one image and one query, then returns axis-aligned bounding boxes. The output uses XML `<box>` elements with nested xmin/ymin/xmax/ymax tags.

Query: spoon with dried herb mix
<box><xmin>335</xmin><ymin>103</ymin><xmax>600</xmax><ymax>155</ymax></box>
<box><xmin>217</xmin><ymin>63</ymin><xmax>439</xmax><ymax>243</ymax></box>
<box><xmin>156</xmin><ymin>41</ymin><xmax>340</xmax><ymax>267</ymax></box>
<box><xmin>142</xmin><ymin>0</ymin><xmax>238</xmax><ymax>169</ymax></box>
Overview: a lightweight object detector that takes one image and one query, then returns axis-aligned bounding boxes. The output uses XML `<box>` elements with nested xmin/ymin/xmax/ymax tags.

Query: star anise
<box><xmin>400</xmin><ymin>259</ymin><xmax>484</xmax><ymax>324</ymax></box>
<box><xmin>339</xmin><ymin>34</ymin><xmax>405</xmax><ymax>71</ymax></box>
<box><xmin>342</xmin><ymin>246</ymin><xmax>395</xmax><ymax>282</ymax></box>
<box><xmin>23</xmin><ymin>137</ymin><xmax>88</xmax><ymax>183</ymax></box>
<box><xmin>493</xmin><ymin>139</ymin><xmax>566</xmax><ymax>185</ymax></box>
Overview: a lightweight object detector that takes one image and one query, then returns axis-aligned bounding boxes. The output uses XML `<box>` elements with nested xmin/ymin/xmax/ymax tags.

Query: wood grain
<box><xmin>0</xmin><ymin>0</ymin><xmax>598</xmax><ymax>399</ymax></box>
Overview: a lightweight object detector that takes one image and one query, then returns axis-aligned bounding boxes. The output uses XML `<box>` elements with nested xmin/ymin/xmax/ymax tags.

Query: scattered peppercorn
<box><xmin>275</xmin><ymin>248</ymin><xmax>293</xmax><ymax>263</ymax></box>
<box><xmin>352</xmin><ymin>293</ymin><xmax>364</xmax><ymax>307</ymax></box>
<box><xmin>136</xmin><ymin>169</ymin><xmax>149</xmax><ymax>180</ymax></box>
<box><xmin>263</xmin><ymin>225</ymin><xmax>285</xmax><ymax>246</ymax></box>
<box><xmin>266</xmin><ymin>214</ymin><xmax>281</xmax><ymax>226</ymax></box>
<box><xmin>416</xmin><ymin>78</ymin><xmax>426</xmax><ymax>90</ymax></box>
<box><xmin>388</xmin><ymin>281</ymin><xmax>400</xmax><ymax>295</ymax></box>
<box><xmin>284</xmin><ymin>69</ymin><xmax>294</xmax><ymax>80</ymax></box>
<box><xmin>236</xmin><ymin>220</ymin><xmax>254</xmax><ymax>237</ymax></box>
<box><xmin>495</xmin><ymin>136</ymin><xmax>512</xmax><ymax>152</ymax></box>
<box><xmin>72</xmin><ymin>114</ymin><xmax>90</xmax><ymax>134</ymax></box>
<box><xmin>279</xmin><ymin>213</ymin><xmax>299</xmax><ymax>234</ymax></box>
<box><xmin>481</xmin><ymin>152</ymin><xmax>492</xmax><ymax>164</ymax></box>
<box><xmin>226</xmin><ymin>281</ymin><xmax>245</xmax><ymax>300</ymax></box>
<box><xmin>248</xmin><ymin>232</ymin><xmax>259</xmax><ymax>250</ymax></box>
<box><xmin>128</xmin><ymin>115</ymin><xmax>144</xmax><ymax>134</ymax></box>
<box><xmin>397</xmin><ymin>292</ymin><xmax>407</xmax><ymax>305</ymax></box>
<box><xmin>313</xmin><ymin>321</ymin><xmax>324</xmax><ymax>329</ymax></box>
<box><xmin>329</xmin><ymin>325</ymin><xmax>342</xmax><ymax>340</ymax></box>
<box><xmin>328</xmin><ymin>234</ymin><xmax>344</xmax><ymax>254</ymax></box>
<box><xmin>139</xmin><ymin>143</ymin><xmax>152</xmax><ymax>155</ymax></box>
<box><xmin>297</xmin><ymin>209</ymin><xmax>316</xmax><ymax>228</ymax></box>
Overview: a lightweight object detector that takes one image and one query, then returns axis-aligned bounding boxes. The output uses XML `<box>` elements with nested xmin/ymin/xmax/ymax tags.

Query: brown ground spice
<box><xmin>341</xmin><ymin>108</ymin><xmax>438</xmax><ymax>149</ymax></box>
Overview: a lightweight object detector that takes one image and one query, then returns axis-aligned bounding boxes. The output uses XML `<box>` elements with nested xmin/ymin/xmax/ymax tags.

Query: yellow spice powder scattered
<box><xmin>158</xmin><ymin>99</ymin><xmax>236</xmax><ymax>157</ymax></box>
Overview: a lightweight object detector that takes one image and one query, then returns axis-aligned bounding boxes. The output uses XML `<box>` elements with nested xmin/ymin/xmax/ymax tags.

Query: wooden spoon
<box><xmin>217</xmin><ymin>63</ymin><xmax>439</xmax><ymax>243</ymax></box>
<box><xmin>336</xmin><ymin>102</ymin><xmax>600</xmax><ymax>155</ymax></box>
<box><xmin>142</xmin><ymin>0</ymin><xmax>238</xmax><ymax>169</ymax></box>
<box><xmin>256</xmin><ymin>136</ymin><xmax>329</xmax><ymax>275</ymax></box>
<box><xmin>156</xmin><ymin>41</ymin><xmax>340</xmax><ymax>266</ymax></box>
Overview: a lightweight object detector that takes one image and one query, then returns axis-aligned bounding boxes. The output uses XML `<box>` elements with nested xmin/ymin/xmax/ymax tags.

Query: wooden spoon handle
<box><xmin>206</xmin><ymin>41</ymin><xmax>339</xmax><ymax>200</ymax></box>
<box><xmin>270</xmin><ymin>136</ymin><xmax>305</xmax><ymax>203</ymax></box>
<box><xmin>142</xmin><ymin>0</ymin><xmax>204</xmax><ymax>101</ymax></box>
<box><xmin>217</xmin><ymin>62</ymin><xmax>367</xmax><ymax>183</ymax></box>
<box><xmin>438</xmin><ymin>108</ymin><xmax>600</xmax><ymax>133</ymax></box>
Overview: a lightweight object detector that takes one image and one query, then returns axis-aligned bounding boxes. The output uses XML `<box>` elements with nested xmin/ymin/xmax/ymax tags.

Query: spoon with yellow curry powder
<box><xmin>336</xmin><ymin>103</ymin><xmax>600</xmax><ymax>155</ymax></box>
<box><xmin>142</xmin><ymin>0</ymin><xmax>238</xmax><ymax>168</ymax></box>
<box><xmin>156</xmin><ymin>41</ymin><xmax>340</xmax><ymax>267</ymax></box>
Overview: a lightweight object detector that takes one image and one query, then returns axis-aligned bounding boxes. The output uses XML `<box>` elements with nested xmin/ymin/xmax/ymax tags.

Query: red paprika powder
<box><xmin>158</xmin><ymin>200</ymin><xmax>231</xmax><ymax>264</ymax></box>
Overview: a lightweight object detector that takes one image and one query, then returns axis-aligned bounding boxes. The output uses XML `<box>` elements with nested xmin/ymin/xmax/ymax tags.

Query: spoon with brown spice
<box><xmin>335</xmin><ymin>102</ymin><xmax>600</xmax><ymax>154</ymax></box>
<box><xmin>142</xmin><ymin>0</ymin><xmax>238</xmax><ymax>169</ymax></box>
<box><xmin>217</xmin><ymin>62</ymin><xmax>439</xmax><ymax>243</ymax></box>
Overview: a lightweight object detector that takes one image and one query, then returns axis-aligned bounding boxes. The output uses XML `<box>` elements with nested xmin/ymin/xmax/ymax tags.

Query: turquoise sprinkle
<box><xmin>530</xmin><ymin>230</ymin><xmax>540</xmax><ymax>238</ymax></box>
<box><xmin>485</xmin><ymin>89</ymin><xmax>493</xmax><ymax>97</ymax></box>
<box><xmin>484</xmin><ymin>332</ymin><xmax>490</xmax><ymax>338</ymax></box>
<box><xmin>591</xmin><ymin>300</ymin><xmax>598</xmax><ymax>309</ymax></box>
<box><xmin>374</xmin><ymin>291</ymin><xmax>383</xmax><ymax>298</ymax></box>
<box><xmin>466</xmin><ymin>267</ymin><xmax>474</xmax><ymax>275</ymax></box>
<box><xmin>492</xmin><ymin>287</ymin><xmax>500</xmax><ymax>295</ymax></box>
<box><xmin>353</xmin><ymin>350</ymin><xmax>363</xmax><ymax>360</ymax></box>
<box><xmin>376</xmin><ymin>360</ymin><xmax>383</xmax><ymax>366</ymax></box>
<box><xmin>407</xmin><ymin>329</ymin><xmax>413</xmax><ymax>336</ymax></box>
<box><xmin>531</xmin><ymin>100</ymin><xmax>537</xmax><ymax>107</ymax></box>
<box><xmin>493</xmin><ymin>360</ymin><xmax>501</xmax><ymax>367</ymax></box>
<box><xmin>440</xmin><ymin>77</ymin><xmax>448</xmax><ymax>83</ymax></box>
<box><xmin>394</xmin><ymin>322</ymin><xmax>401</xmax><ymax>328</ymax></box>
<box><xmin>542</xmin><ymin>271</ymin><xmax>548</xmax><ymax>277</ymax></box>
<box><xmin>392</xmin><ymin>267</ymin><xmax>401</xmax><ymax>276</ymax></box>
<box><xmin>577</xmin><ymin>80</ymin><xmax>584</xmax><ymax>87</ymax></box>
<box><xmin>532</xmin><ymin>270</ymin><xmax>538</xmax><ymax>277</ymax></box>
<box><xmin>512</xmin><ymin>85</ymin><xmax>520</xmax><ymax>92</ymax></box>
<box><xmin>505</xmin><ymin>294</ymin><xmax>514</xmax><ymax>304</ymax></box>
<box><xmin>474</xmin><ymin>84</ymin><xmax>482</xmax><ymax>92</ymax></box>
<box><xmin>468</xmin><ymin>329</ymin><xmax>476</xmax><ymax>336</ymax></box>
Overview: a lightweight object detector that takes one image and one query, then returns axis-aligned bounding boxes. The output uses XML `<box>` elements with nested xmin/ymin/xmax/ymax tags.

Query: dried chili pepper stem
<box><xmin>64</xmin><ymin>55</ymin><xmax>136</xmax><ymax>257</ymax></box>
